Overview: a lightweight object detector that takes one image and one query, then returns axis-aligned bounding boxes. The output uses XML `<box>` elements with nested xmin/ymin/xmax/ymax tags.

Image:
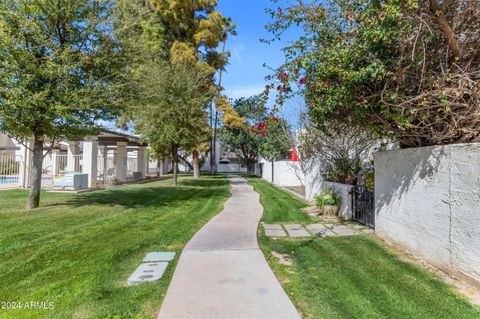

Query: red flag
<box><xmin>291</xmin><ymin>148</ymin><xmax>298</xmax><ymax>161</ymax></box>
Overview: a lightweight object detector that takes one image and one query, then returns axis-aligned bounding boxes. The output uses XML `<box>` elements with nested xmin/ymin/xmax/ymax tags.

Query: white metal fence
<box><xmin>0</xmin><ymin>154</ymin><xmax>22</xmax><ymax>189</ymax></box>
<box><xmin>0</xmin><ymin>153</ymin><xmax>83</xmax><ymax>189</ymax></box>
<box><xmin>1</xmin><ymin>152</ymin><xmax>147</xmax><ymax>189</ymax></box>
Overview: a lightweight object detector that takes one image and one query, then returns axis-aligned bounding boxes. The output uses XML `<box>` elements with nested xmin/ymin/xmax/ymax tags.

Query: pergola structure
<box><xmin>15</xmin><ymin>129</ymin><xmax>150</xmax><ymax>189</ymax></box>
<box><xmin>71</xmin><ymin>129</ymin><xmax>149</xmax><ymax>188</ymax></box>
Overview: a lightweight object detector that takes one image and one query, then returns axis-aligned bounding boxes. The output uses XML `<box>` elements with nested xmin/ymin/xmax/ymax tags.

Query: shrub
<box><xmin>365</xmin><ymin>171</ymin><xmax>375</xmax><ymax>193</ymax></box>
<box><xmin>323</xmin><ymin>159</ymin><xmax>361</xmax><ymax>184</ymax></box>
<box><xmin>314</xmin><ymin>187</ymin><xmax>341</xmax><ymax>209</ymax></box>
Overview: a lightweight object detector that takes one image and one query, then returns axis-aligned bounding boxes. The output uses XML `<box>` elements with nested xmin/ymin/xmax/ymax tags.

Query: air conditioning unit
<box><xmin>53</xmin><ymin>173</ymin><xmax>88</xmax><ymax>190</ymax></box>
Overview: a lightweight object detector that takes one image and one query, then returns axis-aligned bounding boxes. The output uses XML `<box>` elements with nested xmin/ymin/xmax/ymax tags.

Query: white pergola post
<box><xmin>98</xmin><ymin>145</ymin><xmax>108</xmax><ymax>183</ymax></box>
<box><xmin>115</xmin><ymin>141</ymin><xmax>127</xmax><ymax>182</ymax></box>
<box><xmin>82</xmin><ymin>136</ymin><xmax>98</xmax><ymax>188</ymax></box>
<box><xmin>67</xmin><ymin>141</ymin><xmax>80</xmax><ymax>172</ymax></box>
<box><xmin>19</xmin><ymin>137</ymin><xmax>34</xmax><ymax>188</ymax></box>
<box><xmin>52</xmin><ymin>149</ymin><xmax>61</xmax><ymax>175</ymax></box>
<box><xmin>137</xmin><ymin>146</ymin><xmax>147</xmax><ymax>179</ymax></box>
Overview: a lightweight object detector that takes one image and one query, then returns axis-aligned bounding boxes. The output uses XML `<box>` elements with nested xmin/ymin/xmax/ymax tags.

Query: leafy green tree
<box><xmin>149</xmin><ymin>0</ymin><xmax>239</xmax><ymax>176</ymax></box>
<box><xmin>0</xmin><ymin>0</ymin><xmax>121</xmax><ymax>208</ymax></box>
<box><xmin>258</xmin><ymin>117</ymin><xmax>291</xmax><ymax>183</ymax></box>
<box><xmin>219</xmin><ymin>96</ymin><xmax>263</xmax><ymax>176</ymax></box>
<box><xmin>265</xmin><ymin>0</ymin><xmax>480</xmax><ymax>148</ymax></box>
<box><xmin>117</xmin><ymin>0</ymin><xmax>239</xmax><ymax>179</ymax></box>
<box><xmin>128</xmin><ymin>62</ymin><xmax>213</xmax><ymax>185</ymax></box>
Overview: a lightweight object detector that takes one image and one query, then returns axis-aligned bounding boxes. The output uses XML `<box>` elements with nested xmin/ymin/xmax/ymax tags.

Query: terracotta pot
<box><xmin>322</xmin><ymin>205</ymin><xmax>339</xmax><ymax>217</ymax></box>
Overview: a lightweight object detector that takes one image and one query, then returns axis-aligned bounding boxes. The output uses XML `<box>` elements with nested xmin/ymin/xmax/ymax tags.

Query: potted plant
<box><xmin>314</xmin><ymin>187</ymin><xmax>341</xmax><ymax>217</ymax></box>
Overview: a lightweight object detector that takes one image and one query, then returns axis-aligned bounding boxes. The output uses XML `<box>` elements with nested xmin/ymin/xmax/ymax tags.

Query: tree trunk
<box><xmin>246</xmin><ymin>162</ymin><xmax>252</xmax><ymax>177</ymax></box>
<box><xmin>173</xmin><ymin>146</ymin><xmax>178</xmax><ymax>186</ymax></box>
<box><xmin>157</xmin><ymin>156</ymin><xmax>163</xmax><ymax>177</ymax></box>
<box><xmin>211</xmin><ymin>37</ymin><xmax>227</xmax><ymax>176</ymax></box>
<box><xmin>429</xmin><ymin>0</ymin><xmax>461</xmax><ymax>66</ymax></box>
<box><xmin>271</xmin><ymin>159</ymin><xmax>275</xmax><ymax>183</ymax></box>
<box><xmin>192</xmin><ymin>150</ymin><xmax>200</xmax><ymax>178</ymax></box>
<box><xmin>212</xmin><ymin>111</ymin><xmax>219</xmax><ymax>176</ymax></box>
<box><xmin>28</xmin><ymin>136</ymin><xmax>44</xmax><ymax>209</ymax></box>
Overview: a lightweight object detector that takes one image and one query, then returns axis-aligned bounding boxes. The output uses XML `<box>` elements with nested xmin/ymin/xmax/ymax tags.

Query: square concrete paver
<box><xmin>143</xmin><ymin>252</ymin><xmax>176</xmax><ymax>263</ymax></box>
<box><xmin>330</xmin><ymin>225</ymin><xmax>357</xmax><ymax>237</ymax></box>
<box><xmin>305</xmin><ymin>224</ymin><xmax>336</xmax><ymax>237</ymax></box>
<box><xmin>284</xmin><ymin>224</ymin><xmax>311</xmax><ymax>238</ymax></box>
<box><xmin>263</xmin><ymin>224</ymin><xmax>283</xmax><ymax>230</ymax></box>
<box><xmin>127</xmin><ymin>262</ymin><xmax>168</xmax><ymax>286</ymax></box>
<box><xmin>265</xmin><ymin>228</ymin><xmax>287</xmax><ymax>237</ymax></box>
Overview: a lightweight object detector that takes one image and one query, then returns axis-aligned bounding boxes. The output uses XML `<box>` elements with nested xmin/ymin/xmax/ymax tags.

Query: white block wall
<box><xmin>217</xmin><ymin>163</ymin><xmax>247</xmax><ymax>173</ymax></box>
<box><xmin>261</xmin><ymin>160</ymin><xmax>304</xmax><ymax>187</ymax></box>
<box><xmin>375</xmin><ymin>143</ymin><xmax>480</xmax><ymax>285</ymax></box>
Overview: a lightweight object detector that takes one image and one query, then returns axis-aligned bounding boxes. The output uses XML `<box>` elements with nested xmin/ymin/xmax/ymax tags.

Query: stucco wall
<box><xmin>304</xmin><ymin>157</ymin><xmax>354</xmax><ymax>219</ymax></box>
<box><xmin>217</xmin><ymin>163</ymin><xmax>247</xmax><ymax>173</ymax></box>
<box><xmin>375</xmin><ymin>143</ymin><xmax>480</xmax><ymax>286</ymax></box>
<box><xmin>260</xmin><ymin>160</ymin><xmax>304</xmax><ymax>187</ymax></box>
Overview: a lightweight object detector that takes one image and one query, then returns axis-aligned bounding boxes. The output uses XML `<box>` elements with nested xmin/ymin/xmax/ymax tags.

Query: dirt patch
<box><xmin>286</xmin><ymin>186</ymin><xmax>305</xmax><ymax>197</ymax></box>
<box><xmin>272</xmin><ymin>251</ymin><xmax>293</xmax><ymax>266</ymax></box>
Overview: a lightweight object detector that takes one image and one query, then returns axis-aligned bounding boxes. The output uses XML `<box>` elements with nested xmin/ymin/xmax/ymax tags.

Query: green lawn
<box><xmin>250</xmin><ymin>178</ymin><xmax>480</xmax><ymax>319</ymax></box>
<box><xmin>249</xmin><ymin>178</ymin><xmax>316</xmax><ymax>223</ymax></box>
<box><xmin>0</xmin><ymin>176</ymin><xmax>230</xmax><ymax>319</ymax></box>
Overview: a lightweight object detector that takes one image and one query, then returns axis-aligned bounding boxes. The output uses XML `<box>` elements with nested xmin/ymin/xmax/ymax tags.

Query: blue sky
<box><xmin>217</xmin><ymin>0</ymin><xmax>305</xmax><ymax>125</ymax></box>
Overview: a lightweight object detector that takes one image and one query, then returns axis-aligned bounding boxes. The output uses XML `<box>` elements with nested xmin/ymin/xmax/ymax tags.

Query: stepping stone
<box><xmin>265</xmin><ymin>228</ymin><xmax>287</xmax><ymax>237</ymax></box>
<box><xmin>306</xmin><ymin>223</ymin><xmax>327</xmax><ymax>231</ymax></box>
<box><xmin>314</xmin><ymin>228</ymin><xmax>337</xmax><ymax>237</ymax></box>
<box><xmin>143</xmin><ymin>252</ymin><xmax>176</xmax><ymax>263</ymax></box>
<box><xmin>306</xmin><ymin>224</ymin><xmax>332</xmax><ymax>237</ymax></box>
<box><xmin>263</xmin><ymin>224</ymin><xmax>283</xmax><ymax>230</ymax></box>
<box><xmin>330</xmin><ymin>225</ymin><xmax>357</xmax><ymax>237</ymax></box>
<box><xmin>284</xmin><ymin>224</ymin><xmax>311</xmax><ymax>238</ymax></box>
<box><xmin>127</xmin><ymin>262</ymin><xmax>168</xmax><ymax>286</ymax></box>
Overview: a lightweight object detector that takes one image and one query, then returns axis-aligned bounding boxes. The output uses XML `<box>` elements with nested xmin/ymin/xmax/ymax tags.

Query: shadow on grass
<box><xmin>45</xmin><ymin>177</ymin><xmax>229</xmax><ymax>210</ymax></box>
<box><xmin>266</xmin><ymin>235</ymin><xmax>479</xmax><ymax>318</ymax></box>
<box><xmin>177</xmin><ymin>178</ymin><xmax>229</xmax><ymax>188</ymax></box>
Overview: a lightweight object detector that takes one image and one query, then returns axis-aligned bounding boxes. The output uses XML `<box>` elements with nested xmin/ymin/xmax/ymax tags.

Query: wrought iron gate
<box><xmin>351</xmin><ymin>185</ymin><xmax>375</xmax><ymax>227</ymax></box>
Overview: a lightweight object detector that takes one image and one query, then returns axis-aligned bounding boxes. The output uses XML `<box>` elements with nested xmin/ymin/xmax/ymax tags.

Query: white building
<box><xmin>202</xmin><ymin>140</ymin><xmax>258</xmax><ymax>174</ymax></box>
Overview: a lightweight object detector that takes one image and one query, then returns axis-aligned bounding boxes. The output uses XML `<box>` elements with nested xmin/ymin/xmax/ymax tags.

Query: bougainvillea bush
<box><xmin>265</xmin><ymin>0</ymin><xmax>480</xmax><ymax>148</ymax></box>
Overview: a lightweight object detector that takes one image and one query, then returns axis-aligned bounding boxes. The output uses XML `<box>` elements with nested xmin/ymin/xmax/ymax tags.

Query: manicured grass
<box><xmin>0</xmin><ymin>176</ymin><xmax>230</xmax><ymax>319</ymax></box>
<box><xmin>250</xmin><ymin>178</ymin><xmax>480</xmax><ymax>319</ymax></box>
<box><xmin>248</xmin><ymin>178</ymin><xmax>316</xmax><ymax>223</ymax></box>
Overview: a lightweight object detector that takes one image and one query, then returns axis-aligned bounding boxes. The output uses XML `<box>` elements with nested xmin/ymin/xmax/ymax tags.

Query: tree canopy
<box><xmin>265</xmin><ymin>0</ymin><xmax>480</xmax><ymax>148</ymax></box>
<box><xmin>219</xmin><ymin>96</ymin><xmax>263</xmax><ymax>175</ymax></box>
<box><xmin>116</xmin><ymin>0</ymin><xmax>239</xmax><ymax>182</ymax></box>
<box><xmin>0</xmin><ymin>0</ymin><xmax>122</xmax><ymax>208</ymax></box>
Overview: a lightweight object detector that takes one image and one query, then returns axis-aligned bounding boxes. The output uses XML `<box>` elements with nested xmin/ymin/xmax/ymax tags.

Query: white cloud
<box><xmin>229</xmin><ymin>42</ymin><xmax>245</xmax><ymax>64</ymax></box>
<box><xmin>224</xmin><ymin>83</ymin><xmax>265</xmax><ymax>100</ymax></box>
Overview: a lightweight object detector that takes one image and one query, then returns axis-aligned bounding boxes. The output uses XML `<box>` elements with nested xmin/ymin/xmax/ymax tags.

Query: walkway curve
<box><xmin>157</xmin><ymin>176</ymin><xmax>301</xmax><ymax>319</ymax></box>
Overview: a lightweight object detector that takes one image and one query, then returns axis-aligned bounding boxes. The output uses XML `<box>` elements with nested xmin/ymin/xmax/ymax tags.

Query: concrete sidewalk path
<box><xmin>157</xmin><ymin>176</ymin><xmax>301</xmax><ymax>319</ymax></box>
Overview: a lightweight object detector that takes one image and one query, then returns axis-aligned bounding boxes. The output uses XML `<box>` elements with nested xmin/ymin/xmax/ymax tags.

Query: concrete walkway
<box><xmin>157</xmin><ymin>176</ymin><xmax>301</xmax><ymax>319</ymax></box>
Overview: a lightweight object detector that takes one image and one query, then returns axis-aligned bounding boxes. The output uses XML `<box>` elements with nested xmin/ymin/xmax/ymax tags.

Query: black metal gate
<box><xmin>351</xmin><ymin>185</ymin><xmax>375</xmax><ymax>227</ymax></box>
